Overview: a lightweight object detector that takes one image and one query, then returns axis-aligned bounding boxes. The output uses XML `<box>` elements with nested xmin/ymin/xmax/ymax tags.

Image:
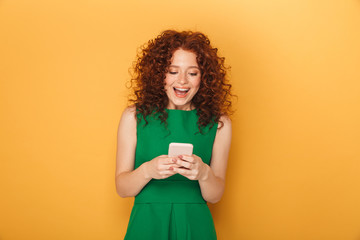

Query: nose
<box><xmin>178</xmin><ymin>71</ymin><xmax>188</xmax><ymax>85</ymax></box>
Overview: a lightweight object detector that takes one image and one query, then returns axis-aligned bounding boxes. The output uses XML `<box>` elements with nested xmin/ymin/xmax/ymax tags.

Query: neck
<box><xmin>166</xmin><ymin>103</ymin><xmax>194</xmax><ymax>111</ymax></box>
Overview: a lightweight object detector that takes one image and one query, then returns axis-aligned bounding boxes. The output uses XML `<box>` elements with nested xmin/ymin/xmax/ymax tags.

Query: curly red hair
<box><xmin>127</xmin><ymin>29</ymin><xmax>234</xmax><ymax>132</ymax></box>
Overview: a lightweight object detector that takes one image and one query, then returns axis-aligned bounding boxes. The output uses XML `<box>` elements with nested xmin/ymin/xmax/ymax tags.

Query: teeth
<box><xmin>174</xmin><ymin>87</ymin><xmax>190</xmax><ymax>92</ymax></box>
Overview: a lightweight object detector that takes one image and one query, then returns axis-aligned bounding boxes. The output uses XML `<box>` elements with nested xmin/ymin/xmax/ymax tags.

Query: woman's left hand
<box><xmin>172</xmin><ymin>154</ymin><xmax>209</xmax><ymax>181</ymax></box>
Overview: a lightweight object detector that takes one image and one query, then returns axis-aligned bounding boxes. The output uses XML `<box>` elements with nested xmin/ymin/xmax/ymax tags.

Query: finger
<box><xmin>156</xmin><ymin>163</ymin><xmax>176</xmax><ymax>171</ymax></box>
<box><xmin>161</xmin><ymin>170</ymin><xmax>176</xmax><ymax>176</ymax></box>
<box><xmin>178</xmin><ymin>155</ymin><xmax>195</xmax><ymax>163</ymax></box>
<box><xmin>161</xmin><ymin>157</ymin><xmax>178</xmax><ymax>165</ymax></box>
<box><xmin>174</xmin><ymin>159</ymin><xmax>192</xmax><ymax>169</ymax></box>
<box><xmin>173</xmin><ymin>166</ymin><xmax>192</xmax><ymax>175</ymax></box>
<box><xmin>160</xmin><ymin>164</ymin><xmax>181</xmax><ymax>170</ymax></box>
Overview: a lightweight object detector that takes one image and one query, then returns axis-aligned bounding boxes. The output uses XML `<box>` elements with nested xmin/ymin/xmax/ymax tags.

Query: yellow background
<box><xmin>1</xmin><ymin>0</ymin><xmax>360</xmax><ymax>239</ymax></box>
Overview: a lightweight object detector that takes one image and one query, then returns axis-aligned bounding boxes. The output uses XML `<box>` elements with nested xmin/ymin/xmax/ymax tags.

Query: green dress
<box><xmin>124</xmin><ymin>108</ymin><xmax>218</xmax><ymax>240</ymax></box>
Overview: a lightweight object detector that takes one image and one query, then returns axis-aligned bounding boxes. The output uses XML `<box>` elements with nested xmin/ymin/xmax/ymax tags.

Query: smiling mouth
<box><xmin>173</xmin><ymin>87</ymin><xmax>190</xmax><ymax>97</ymax></box>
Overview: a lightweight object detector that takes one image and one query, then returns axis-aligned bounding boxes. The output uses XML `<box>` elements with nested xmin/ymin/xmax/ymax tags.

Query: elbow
<box><xmin>203</xmin><ymin>188</ymin><xmax>225</xmax><ymax>204</ymax></box>
<box><xmin>206</xmin><ymin>196</ymin><xmax>222</xmax><ymax>204</ymax></box>
<box><xmin>115</xmin><ymin>178</ymin><xmax>133</xmax><ymax>198</ymax></box>
<box><xmin>116</xmin><ymin>189</ymin><xmax>129</xmax><ymax>198</ymax></box>
<box><xmin>208</xmin><ymin>199</ymin><xmax>221</xmax><ymax>204</ymax></box>
<box><xmin>116</xmin><ymin>186</ymin><xmax>135</xmax><ymax>198</ymax></box>
<box><xmin>204</xmin><ymin>192</ymin><xmax>224</xmax><ymax>204</ymax></box>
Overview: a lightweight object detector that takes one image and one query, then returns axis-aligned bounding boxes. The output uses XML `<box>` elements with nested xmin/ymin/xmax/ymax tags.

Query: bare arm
<box><xmin>198</xmin><ymin>116</ymin><xmax>232</xmax><ymax>203</ymax></box>
<box><xmin>115</xmin><ymin>106</ymin><xmax>149</xmax><ymax>197</ymax></box>
<box><xmin>172</xmin><ymin>115</ymin><xmax>232</xmax><ymax>203</ymax></box>
<box><xmin>115</xmin><ymin>106</ymin><xmax>180</xmax><ymax>198</ymax></box>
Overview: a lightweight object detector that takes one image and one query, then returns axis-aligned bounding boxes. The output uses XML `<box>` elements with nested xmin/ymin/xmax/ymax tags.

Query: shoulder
<box><xmin>119</xmin><ymin>105</ymin><xmax>137</xmax><ymax>129</ymax></box>
<box><xmin>213</xmin><ymin>115</ymin><xmax>232</xmax><ymax>146</ymax></box>
<box><xmin>122</xmin><ymin>105</ymin><xmax>137</xmax><ymax>119</ymax></box>
<box><xmin>217</xmin><ymin>115</ymin><xmax>232</xmax><ymax>132</ymax></box>
<box><xmin>219</xmin><ymin>115</ymin><xmax>231</xmax><ymax>125</ymax></box>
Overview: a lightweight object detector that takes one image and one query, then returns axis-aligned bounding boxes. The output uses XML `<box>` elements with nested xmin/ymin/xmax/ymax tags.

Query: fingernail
<box><xmin>169</xmin><ymin>167</ymin><xmax>173</xmax><ymax>170</ymax></box>
<box><xmin>178</xmin><ymin>155</ymin><xmax>183</xmax><ymax>158</ymax></box>
<box><xmin>172</xmin><ymin>158</ymin><xmax>176</xmax><ymax>162</ymax></box>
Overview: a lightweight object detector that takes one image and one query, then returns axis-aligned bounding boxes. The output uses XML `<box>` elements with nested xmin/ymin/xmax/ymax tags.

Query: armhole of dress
<box><xmin>208</xmin><ymin>121</ymin><xmax>219</xmax><ymax>165</ymax></box>
<box><xmin>135</xmin><ymin>112</ymin><xmax>141</xmax><ymax>142</ymax></box>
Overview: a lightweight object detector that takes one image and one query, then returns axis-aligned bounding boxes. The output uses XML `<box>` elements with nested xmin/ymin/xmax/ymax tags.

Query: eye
<box><xmin>169</xmin><ymin>72</ymin><xmax>178</xmax><ymax>75</ymax></box>
<box><xmin>189</xmin><ymin>72</ymin><xmax>198</xmax><ymax>76</ymax></box>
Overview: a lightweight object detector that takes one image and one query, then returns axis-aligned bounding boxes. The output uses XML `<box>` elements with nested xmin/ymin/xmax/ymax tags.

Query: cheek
<box><xmin>192</xmin><ymin>77</ymin><xmax>201</xmax><ymax>89</ymax></box>
<box><xmin>164</xmin><ymin>75</ymin><xmax>174</xmax><ymax>88</ymax></box>
<box><xmin>164</xmin><ymin>79</ymin><xmax>170</xmax><ymax>90</ymax></box>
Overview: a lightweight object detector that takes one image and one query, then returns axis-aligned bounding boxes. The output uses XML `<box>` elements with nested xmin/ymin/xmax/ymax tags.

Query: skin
<box><xmin>115</xmin><ymin>49</ymin><xmax>232</xmax><ymax>203</ymax></box>
<box><xmin>164</xmin><ymin>48</ymin><xmax>201</xmax><ymax>111</ymax></box>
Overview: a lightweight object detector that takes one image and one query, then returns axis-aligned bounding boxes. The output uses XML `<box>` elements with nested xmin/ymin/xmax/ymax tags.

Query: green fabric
<box><xmin>124</xmin><ymin>108</ymin><xmax>218</xmax><ymax>240</ymax></box>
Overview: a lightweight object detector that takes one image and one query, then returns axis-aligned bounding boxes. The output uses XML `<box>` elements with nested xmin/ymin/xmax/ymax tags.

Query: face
<box><xmin>164</xmin><ymin>48</ymin><xmax>201</xmax><ymax>110</ymax></box>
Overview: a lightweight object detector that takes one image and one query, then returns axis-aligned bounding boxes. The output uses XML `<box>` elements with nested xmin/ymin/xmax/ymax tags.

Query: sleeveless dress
<box><xmin>124</xmin><ymin>108</ymin><xmax>218</xmax><ymax>240</ymax></box>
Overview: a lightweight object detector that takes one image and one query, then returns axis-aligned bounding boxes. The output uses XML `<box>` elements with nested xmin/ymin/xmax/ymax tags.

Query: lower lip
<box><xmin>174</xmin><ymin>89</ymin><xmax>189</xmax><ymax>98</ymax></box>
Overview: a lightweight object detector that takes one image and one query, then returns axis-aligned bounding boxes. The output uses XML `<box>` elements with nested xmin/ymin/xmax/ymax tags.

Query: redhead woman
<box><xmin>115</xmin><ymin>29</ymin><xmax>233</xmax><ymax>240</ymax></box>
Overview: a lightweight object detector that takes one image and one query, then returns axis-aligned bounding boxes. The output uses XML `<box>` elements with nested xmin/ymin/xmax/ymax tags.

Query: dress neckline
<box><xmin>165</xmin><ymin>108</ymin><xmax>197</xmax><ymax>112</ymax></box>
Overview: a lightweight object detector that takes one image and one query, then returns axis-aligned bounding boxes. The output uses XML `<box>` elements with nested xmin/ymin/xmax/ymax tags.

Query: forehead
<box><xmin>170</xmin><ymin>49</ymin><xmax>198</xmax><ymax>67</ymax></box>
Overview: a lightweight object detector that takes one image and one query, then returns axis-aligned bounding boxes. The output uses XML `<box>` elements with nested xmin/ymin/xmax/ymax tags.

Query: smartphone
<box><xmin>168</xmin><ymin>143</ymin><xmax>193</xmax><ymax>157</ymax></box>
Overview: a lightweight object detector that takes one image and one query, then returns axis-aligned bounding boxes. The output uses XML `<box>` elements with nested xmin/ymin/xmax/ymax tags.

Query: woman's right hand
<box><xmin>142</xmin><ymin>155</ymin><xmax>179</xmax><ymax>180</ymax></box>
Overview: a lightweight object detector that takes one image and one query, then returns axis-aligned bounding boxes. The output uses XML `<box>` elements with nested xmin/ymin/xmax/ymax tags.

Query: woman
<box><xmin>116</xmin><ymin>29</ymin><xmax>233</xmax><ymax>240</ymax></box>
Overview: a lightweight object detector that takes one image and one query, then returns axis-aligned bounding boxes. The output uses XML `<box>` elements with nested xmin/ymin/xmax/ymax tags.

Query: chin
<box><xmin>168</xmin><ymin>98</ymin><xmax>191</xmax><ymax>109</ymax></box>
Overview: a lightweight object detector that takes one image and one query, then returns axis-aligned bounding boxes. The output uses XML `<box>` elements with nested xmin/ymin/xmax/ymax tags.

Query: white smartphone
<box><xmin>168</xmin><ymin>143</ymin><xmax>193</xmax><ymax>157</ymax></box>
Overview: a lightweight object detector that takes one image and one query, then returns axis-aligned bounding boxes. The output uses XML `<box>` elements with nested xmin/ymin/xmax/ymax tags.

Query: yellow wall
<box><xmin>1</xmin><ymin>0</ymin><xmax>360</xmax><ymax>239</ymax></box>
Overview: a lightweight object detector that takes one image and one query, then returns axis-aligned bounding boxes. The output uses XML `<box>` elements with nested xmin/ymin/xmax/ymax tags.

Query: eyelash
<box><xmin>169</xmin><ymin>72</ymin><xmax>198</xmax><ymax>76</ymax></box>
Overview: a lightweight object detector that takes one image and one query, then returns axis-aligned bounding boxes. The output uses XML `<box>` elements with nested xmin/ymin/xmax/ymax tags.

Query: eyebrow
<box><xmin>169</xmin><ymin>65</ymin><xmax>200</xmax><ymax>69</ymax></box>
